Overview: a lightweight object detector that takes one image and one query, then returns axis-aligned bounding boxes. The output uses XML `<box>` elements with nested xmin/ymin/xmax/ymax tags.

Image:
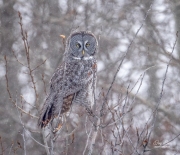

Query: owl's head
<box><xmin>66</xmin><ymin>31</ymin><xmax>98</xmax><ymax>60</ymax></box>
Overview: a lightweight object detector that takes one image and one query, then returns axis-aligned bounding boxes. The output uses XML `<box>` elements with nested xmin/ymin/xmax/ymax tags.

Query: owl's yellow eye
<box><xmin>76</xmin><ymin>43</ymin><xmax>81</xmax><ymax>48</ymax></box>
<box><xmin>86</xmin><ymin>42</ymin><xmax>90</xmax><ymax>47</ymax></box>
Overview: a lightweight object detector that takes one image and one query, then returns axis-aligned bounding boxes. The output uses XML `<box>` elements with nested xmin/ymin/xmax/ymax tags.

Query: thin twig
<box><xmin>12</xmin><ymin>50</ymin><xmax>26</xmax><ymax>67</ymax></box>
<box><xmin>32</xmin><ymin>59</ymin><xmax>47</xmax><ymax>72</ymax></box>
<box><xmin>146</xmin><ymin>31</ymin><xmax>178</xmax><ymax>150</ymax></box>
<box><xmin>162</xmin><ymin>133</ymin><xmax>180</xmax><ymax>146</ymax></box>
<box><xmin>18</xmin><ymin>11</ymin><xmax>39</xmax><ymax>107</ymax></box>
<box><xmin>4</xmin><ymin>56</ymin><xmax>38</xmax><ymax>119</ymax></box>
<box><xmin>16</xmin><ymin>101</ymin><xmax>27</xmax><ymax>155</ymax></box>
<box><xmin>24</xmin><ymin>129</ymin><xmax>50</xmax><ymax>149</ymax></box>
<box><xmin>100</xmin><ymin>3</ymin><xmax>154</xmax><ymax>116</ymax></box>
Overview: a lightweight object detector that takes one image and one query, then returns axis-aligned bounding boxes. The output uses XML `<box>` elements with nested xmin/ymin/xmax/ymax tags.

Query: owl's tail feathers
<box><xmin>38</xmin><ymin>104</ymin><xmax>54</xmax><ymax>128</ymax></box>
<box><xmin>38</xmin><ymin>93</ymin><xmax>65</xmax><ymax>128</ymax></box>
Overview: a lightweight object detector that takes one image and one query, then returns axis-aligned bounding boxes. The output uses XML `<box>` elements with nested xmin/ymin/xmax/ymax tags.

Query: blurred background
<box><xmin>1</xmin><ymin>0</ymin><xmax>180</xmax><ymax>154</ymax></box>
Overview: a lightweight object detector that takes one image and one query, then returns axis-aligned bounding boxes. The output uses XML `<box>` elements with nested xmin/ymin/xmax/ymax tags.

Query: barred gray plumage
<box><xmin>38</xmin><ymin>31</ymin><xmax>98</xmax><ymax>128</ymax></box>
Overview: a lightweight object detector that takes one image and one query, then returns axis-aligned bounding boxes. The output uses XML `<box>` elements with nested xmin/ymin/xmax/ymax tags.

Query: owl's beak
<box><xmin>82</xmin><ymin>50</ymin><xmax>85</xmax><ymax>55</ymax></box>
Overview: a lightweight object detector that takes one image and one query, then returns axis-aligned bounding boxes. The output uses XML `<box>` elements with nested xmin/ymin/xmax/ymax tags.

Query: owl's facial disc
<box><xmin>69</xmin><ymin>32</ymin><xmax>97</xmax><ymax>59</ymax></box>
<box><xmin>82</xmin><ymin>34</ymin><xmax>96</xmax><ymax>57</ymax></box>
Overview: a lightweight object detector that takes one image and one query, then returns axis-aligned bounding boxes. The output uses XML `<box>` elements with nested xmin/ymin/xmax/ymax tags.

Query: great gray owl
<box><xmin>38</xmin><ymin>31</ymin><xmax>98</xmax><ymax>128</ymax></box>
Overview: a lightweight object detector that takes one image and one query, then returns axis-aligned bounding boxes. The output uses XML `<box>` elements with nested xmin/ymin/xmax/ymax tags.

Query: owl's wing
<box><xmin>38</xmin><ymin>62</ymin><xmax>82</xmax><ymax>128</ymax></box>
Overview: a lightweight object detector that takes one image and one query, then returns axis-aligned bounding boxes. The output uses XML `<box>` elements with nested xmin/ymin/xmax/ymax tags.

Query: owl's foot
<box><xmin>53</xmin><ymin>123</ymin><xmax>63</xmax><ymax>133</ymax></box>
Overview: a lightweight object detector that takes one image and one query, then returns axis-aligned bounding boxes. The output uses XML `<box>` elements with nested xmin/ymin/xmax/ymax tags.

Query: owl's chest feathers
<box><xmin>65</xmin><ymin>60</ymin><xmax>94</xmax><ymax>85</ymax></box>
